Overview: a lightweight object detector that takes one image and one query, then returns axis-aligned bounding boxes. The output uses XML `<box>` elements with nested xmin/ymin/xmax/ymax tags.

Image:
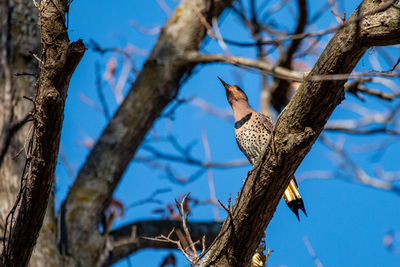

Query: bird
<box><xmin>218</xmin><ymin>77</ymin><xmax>307</xmax><ymax>220</ymax></box>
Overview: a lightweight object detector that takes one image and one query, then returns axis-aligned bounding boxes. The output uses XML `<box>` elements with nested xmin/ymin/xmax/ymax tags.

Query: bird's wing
<box><xmin>255</xmin><ymin>112</ymin><xmax>274</xmax><ymax>133</ymax></box>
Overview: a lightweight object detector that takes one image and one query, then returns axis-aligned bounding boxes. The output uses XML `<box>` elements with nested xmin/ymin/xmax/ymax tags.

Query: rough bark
<box><xmin>0</xmin><ymin>0</ymin><xmax>85</xmax><ymax>266</ymax></box>
<box><xmin>28</xmin><ymin>194</ymin><xmax>61</xmax><ymax>267</ymax></box>
<box><xmin>200</xmin><ymin>1</ymin><xmax>400</xmax><ymax>266</ymax></box>
<box><xmin>0</xmin><ymin>0</ymin><xmax>39</xmax><ymax>220</ymax></box>
<box><xmin>0</xmin><ymin>0</ymin><xmax>61</xmax><ymax>266</ymax></box>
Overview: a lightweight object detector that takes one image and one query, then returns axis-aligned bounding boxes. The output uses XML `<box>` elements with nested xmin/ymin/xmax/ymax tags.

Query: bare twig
<box><xmin>221</xmin><ymin>0</ymin><xmax>397</xmax><ymax>47</ymax></box>
<box><xmin>144</xmin><ymin>194</ymin><xmax>207</xmax><ymax>266</ymax></box>
<box><xmin>201</xmin><ymin>129</ymin><xmax>219</xmax><ymax>221</ymax></box>
<box><xmin>328</xmin><ymin>0</ymin><xmax>345</xmax><ymax>23</ymax></box>
<box><xmin>138</xmin><ymin>138</ymin><xmax>249</xmax><ymax>169</ymax></box>
<box><xmin>112</xmin><ymin>56</ymin><xmax>130</xmax><ymax>104</ymax></box>
<box><xmin>388</xmin><ymin>57</ymin><xmax>400</xmax><ymax>72</ymax></box>
<box><xmin>79</xmin><ymin>93</ymin><xmax>104</xmax><ymax>114</ymax></box>
<box><xmin>0</xmin><ymin>113</ymin><xmax>32</xmax><ymax>167</ymax></box>
<box><xmin>303</xmin><ymin>236</ymin><xmax>324</xmax><ymax>267</ymax></box>
<box><xmin>320</xmin><ymin>135</ymin><xmax>400</xmax><ymax>193</ymax></box>
<box><xmin>59</xmin><ymin>145</ymin><xmax>75</xmax><ymax>179</ymax></box>
<box><xmin>89</xmin><ymin>40</ymin><xmax>141</xmax><ymax>67</ymax></box>
<box><xmin>156</xmin><ymin>0</ymin><xmax>173</xmax><ymax>17</ymax></box>
<box><xmin>32</xmin><ymin>53</ymin><xmax>44</xmax><ymax>66</ymax></box>
<box><xmin>126</xmin><ymin>188</ymin><xmax>171</xmax><ymax>210</ymax></box>
<box><xmin>212</xmin><ymin>17</ymin><xmax>231</xmax><ymax>55</ymax></box>
<box><xmin>383</xmin><ymin>230</ymin><xmax>400</xmax><ymax>253</ymax></box>
<box><xmin>95</xmin><ymin>62</ymin><xmax>111</xmax><ymax>120</ymax></box>
<box><xmin>191</xmin><ymin>97</ymin><xmax>233</xmax><ymax>121</ymax></box>
<box><xmin>324</xmin><ymin>101</ymin><xmax>400</xmax><ymax>135</ymax></box>
<box><xmin>130</xmin><ymin>20</ymin><xmax>161</xmax><ymax>35</ymax></box>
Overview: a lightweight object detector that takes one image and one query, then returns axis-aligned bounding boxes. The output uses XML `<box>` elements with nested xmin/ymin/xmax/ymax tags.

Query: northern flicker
<box><xmin>218</xmin><ymin>77</ymin><xmax>307</xmax><ymax>220</ymax></box>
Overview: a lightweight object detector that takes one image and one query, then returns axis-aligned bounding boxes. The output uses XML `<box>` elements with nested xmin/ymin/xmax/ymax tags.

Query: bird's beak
<box><xmin>218</xmin><ymin>77</ymin><xmax>234</xmax><ymax>104</ymax></box>
<box><xmin>217</xmin><ymin>76</ymin><xmax>230</xmax><ymax>89</ymax></box>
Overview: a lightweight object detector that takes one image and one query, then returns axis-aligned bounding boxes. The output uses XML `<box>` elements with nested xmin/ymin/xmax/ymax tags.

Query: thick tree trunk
<box><xmin>0</xmin><ymin>0</ymin><xmax>39</xmax><ymax>222</ymax></box>
<box><xmin>1</xmin><ymin>0</ymin><xmax>84</xmax><ymax>266</ymax></box>
<box><xmin>0</xmin><ymin>1</ymin><xmax>58</xmax><ymax>266</ymax></box>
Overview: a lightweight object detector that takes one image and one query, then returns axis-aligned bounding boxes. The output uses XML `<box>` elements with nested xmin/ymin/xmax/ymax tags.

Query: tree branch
<box><xmin>320</xmin><ymin>135</ymin><xmax>400</xmax><ymax>193</ymax></box>
<box><xmin>62</xmin><ymin>0</ymin><xmax>233</xmax><ymax>265</ymax></box>
<box><xmin>345</xmin><ymin>78</ymin><xmax>400</xmax><ymax>101</ymax></box>
<box><xmin>269</xmin><ymin>0</ymin><xmax>308</xmax><ymax>112</ymax></box>
<box><xmin>0</xmin><ymin>1</ymin><xmax>85</xmax><ymax>266</ymax></box>
<box><xmin>200</xmin><ymin>1</ymin><xmax>400</xmax><ymax>266</ymax></box>
<box><xmin>184</xmin><ymin>51</ymin><xmax>305</xmax><ymax>82</ymax></box>
<box><xmin>185</xmin><ymin>52</ymin><xmax>400</xmax><ymax>83</ymax></box>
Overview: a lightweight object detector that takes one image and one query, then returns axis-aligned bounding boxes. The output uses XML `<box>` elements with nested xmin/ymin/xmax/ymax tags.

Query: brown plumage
<box><xmin>218</xmin><ymin>77</ymin><xmax>307</xmax><ymax>220</ymax></box>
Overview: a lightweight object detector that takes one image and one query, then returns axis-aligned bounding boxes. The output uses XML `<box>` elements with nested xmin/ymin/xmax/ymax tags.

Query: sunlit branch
<box><xmin>320</xmin><ymin>135</ymin><xmax>400</xmax><ymax>193</ymax></box>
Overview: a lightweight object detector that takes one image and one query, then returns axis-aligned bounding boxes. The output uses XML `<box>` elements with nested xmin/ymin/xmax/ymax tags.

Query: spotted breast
<box><xmin>234</xmin><ymin>112</ymin><xmax>274</xmax><ymax>165</ymax></box>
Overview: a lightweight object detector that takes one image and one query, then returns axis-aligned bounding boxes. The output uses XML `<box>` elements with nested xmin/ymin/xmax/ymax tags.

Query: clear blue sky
<box><xmin>56</xmin><ymin>0</ymin><xmax>400</xmax><ymax>266</ymax></box>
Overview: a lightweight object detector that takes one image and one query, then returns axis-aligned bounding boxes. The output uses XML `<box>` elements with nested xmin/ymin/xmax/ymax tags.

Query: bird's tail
<box><xmin>282</xmin><ymin>178</ymin><xmax>307</xmax><ymax>220</ymax></box>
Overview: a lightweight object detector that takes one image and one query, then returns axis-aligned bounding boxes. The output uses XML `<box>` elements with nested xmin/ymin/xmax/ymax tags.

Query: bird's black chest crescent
<box><xmin>235</xmin><ymin>112</ymin><xmax>252</xmax><ymax>129</ymax></box>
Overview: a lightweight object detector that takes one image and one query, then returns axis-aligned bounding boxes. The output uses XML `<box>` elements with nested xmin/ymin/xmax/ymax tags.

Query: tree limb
<box><xmin>185</xmin><ymin>52</ymin><xmax>400</xmax><ymax>83</ymax></box>
<box><xmin>269</xmin><ymin>0</ymin><xmax>308</xmax><ymax>112</ymax></box>
<box><xmin>200</xmin><ymin>1</ymin><xmax>400</xmax><ymax>266</ymax></box>
<box><xmin>62</xmin><ymin>0</ymin><xmax>233</xmax><ymax>265</ymax></box>
<box><xmin>0</xmin><ymin>1</ymin><xmax>85</xmax><ymax>266</ymax></box>
<box><xmin>319</xmin><ymin>135</ymin><xmax>400</xmax><ymax>193</ymax></box>
<box><xmin>184</xmin><ymin>51</ymin><xmax>305</xmax><ymax>82</ymax></box>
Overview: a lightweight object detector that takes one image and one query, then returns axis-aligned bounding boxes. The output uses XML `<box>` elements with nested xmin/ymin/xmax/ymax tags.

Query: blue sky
<box><xmin>56</xmin><ymin>0</ymin><xmax>400</xmax><ymax>266</ymax></box>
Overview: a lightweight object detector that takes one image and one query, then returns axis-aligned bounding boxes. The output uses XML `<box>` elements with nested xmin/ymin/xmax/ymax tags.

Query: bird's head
<box><xmin>218</xmin><ymin>77</ymin><xmax>248</xmax><ymax>106</ymax></box>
